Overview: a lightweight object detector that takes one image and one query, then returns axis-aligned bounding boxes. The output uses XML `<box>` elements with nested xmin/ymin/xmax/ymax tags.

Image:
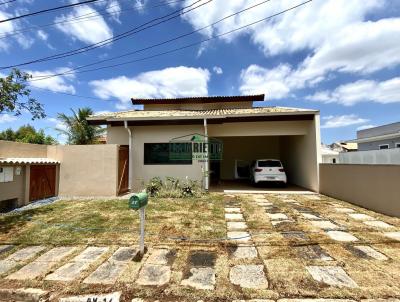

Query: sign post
<box><xmin>129</xmin><ymin>192</ymin><xmax>148</xmax><ymax>259</ymax></box>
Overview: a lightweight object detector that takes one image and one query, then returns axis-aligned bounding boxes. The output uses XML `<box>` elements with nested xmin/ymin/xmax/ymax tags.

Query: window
<box><xmin>396</xmin><ymin>143</ymin><xmax>400</xmax><ymax>148</ymax></box>
<box><xmin>379</xmin><ymin>144</ymin><xmax>389</xmax><ymax>150</ymax></box>
<box><xmin>0</xmin><ymin>167</ymin><xmax>13</xmax><ymax>183</ymax></box>
<box><xmin>144</xmin><ymin>143</ymin><xmax>192</xmax><ymax>165</ymax></box>
<box><xmin>257</xmin><ymin>160</ymin><xmax>282</xmax><ymax>167</ymax></box>
<box><xmin>332</xmin><ymin>158</ymin><xmax>336</xmax><ymax>164</ymax></box>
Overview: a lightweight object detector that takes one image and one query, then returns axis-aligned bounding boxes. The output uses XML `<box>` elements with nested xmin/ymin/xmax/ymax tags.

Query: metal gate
<box><xmin>29</xmin><ymin>165</ymin><xmax>56</xmax><ymax>201</ymax></box>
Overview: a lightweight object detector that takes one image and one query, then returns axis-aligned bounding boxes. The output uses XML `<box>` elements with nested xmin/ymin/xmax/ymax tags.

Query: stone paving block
<box><xmin>348</xmin><ymin>213</ymin><xmax>375</xmax><ymax>221</ymax></box>
<box><xmin>7</xmin><ymin>246</ymin><xmax>77</xmax><ymax>280</ymax></box>
<box><xmin>136</xmin><ymin>264</ymin><xmax>171</xmax><ymax>286</ymax></box>
<box><xmin>45</xmin><ymin>246</ymin><xmax>109</xmax><ymax>281</ymax></box>
<box><xmin>0</xmin><ymin>246</ymin><xmax>45</xmax><ymax>275</ymax></box>
<box><xmin>282</xmin><ymin>231</ymin><xmax>308</xmax><ymax>240</ymax></box>
<box><xmin>384</xmin><ymin>232</ymin><xmax>400</xmax><ymax>241</ymax></box>
<box><xmin>282</xmin><ymin>199</ymin><xmax>297</xmax><ymax>203</ymax></box>
<box><xmin>311</xmin><ymin>220</ymin><xmax>341</xmax><ymax>230</ymax></box>
<box><xmin>230</xmin><ymin>246</ymin><xmax>258</xmax><ymax>259</ymax></box>
<box><xmin>225</xmin><ymin>213</ymin><xmax>244</xmax><ymax>221</ymax></box>
<box><xmin>301</xmin><ymin>213</ymin><xmax>322</xmax><ymax>220</ymax></box>
<box><xmin>225</xmin><ymin>207</ymin><xmax>241</xmax><ymax>213</ymax></box>
<box><xmin>188</xmin><ymin>251</ymin><xmax>216</xmax><ymax>267</ymax></box>
<box><xmin>306</xmin><ymin>265</ymin><xmax>358</xmax><ymax>288</ymax></box>
<box><xmin>181</xmin><ymin>267</ymin><xmax>216</xmax><ymax>290</ymax></box>
<box><xmin>363</xmin><ymin>220</ymin><xmax>394</xmax><ymax>229</ymax></box>
<box><xmin>361</xmin><ymin>299</ymin><xmax>400</xmax><ymax>302</ymax></box>
<box><xmin>266</xmin><ymin>213</ymin><xmax>288</xmax><ymax>220</ymax></box>
<box><xmin>279</xmin><ymin>299</ymin><xmax>357</xmax><ymax>302</ymax></box>
<box><xmin>353</xmin><ymin>245</ymin><xmax>388</xmax><ymax>260</ymax></box>
<box><xmin>0</xmin><ymin>287</ymin><xmax>49</xmax><ymax>302</ymax></box>
<box><xmin>334</xmin><ymin>207</ymin><xmax>355</xmax><ymax>213</ymax></box>
<box><xmin>0</xmin><ymin>245</ymin><xmax>13</xmax><ymax>255</ymax></box>
<box><xmin>229</xmin><ymin>265</ymin><xmax>268</xmax><ymax>289</ymax></box>
<box><xmin>326</xmin><ymin>231</ymin><xmax>359</xmax><ymax>242</ymax></box>
<box><xmin>227</xmin><ymin>231</ymin><xmax>251</xmax><ymax>242</ymax></box>
<box><xmin>227</xmin><ymin>221</ymin><xmax>248</xmax><ymax>231</ymax></box>
<box><xmin>146</xmin><ymin>249</ymin><xmax>175</xmax><ymax>265</ymax></box>
<box><xmin>59</xmin><ymin>292</ymin><xmax>121</xmax><ymax>302</ymax></box>
<box><xmin>234</xmin><ymin>300</ymin><xmax>274</xmax><ymax>302</ymax></box>
<box><xmin>83</xmin><ymin>247</ymin><xmax>137</xmax><ymax>284</ymax></box>
<box><xmin>271</xmin><ymin>219</ymin><xmax>292</xmax><ymax>226</ymax></box>
<box><xmin>294</xmin><ymin>245</ymin><xmax>333</xmax><ymax>261</ymax></box>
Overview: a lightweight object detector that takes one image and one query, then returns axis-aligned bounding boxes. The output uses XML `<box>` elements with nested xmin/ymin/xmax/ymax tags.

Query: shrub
<box><xmin>145</xmin><ymin>177</ymin><xmax>163</xmax><ymax>197</ymax></box>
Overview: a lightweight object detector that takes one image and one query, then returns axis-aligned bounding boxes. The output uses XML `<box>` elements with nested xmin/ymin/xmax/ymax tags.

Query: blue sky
<box><xmin>0</xmin><ymin>0</ymin><xmax>399</xmax><ymax>144</ymax></box>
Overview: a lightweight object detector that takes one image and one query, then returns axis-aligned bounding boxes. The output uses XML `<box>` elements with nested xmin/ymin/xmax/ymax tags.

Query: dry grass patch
<box><xmin>0</xmin><ymin>194</ymin><xmax>226</xmax><ymax>246</ymax></box>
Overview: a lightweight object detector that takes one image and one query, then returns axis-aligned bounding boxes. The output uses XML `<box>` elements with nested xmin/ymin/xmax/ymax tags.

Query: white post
<box><xmin>139</xmin><ymin>207</ymin><xmax>145</xmax><ymax>255</ymax></box>
<box><xmin>204</xmin><ymin>118</ymin><xmax>209</xmax><ymax>191</ymax></box>
<box><xmin>124</xmin><ymin>120</ymin><xmax>133</xmax><ymax>191</ymax></box>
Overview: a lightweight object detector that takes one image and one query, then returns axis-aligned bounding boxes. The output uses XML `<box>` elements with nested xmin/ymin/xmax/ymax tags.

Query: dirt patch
<box><xmin>188</xmin><ymin>251</ymin><xmax>217</xmax><ymax>267</ymax></box>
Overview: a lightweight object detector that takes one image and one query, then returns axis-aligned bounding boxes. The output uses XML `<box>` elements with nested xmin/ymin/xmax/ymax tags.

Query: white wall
<box><xmin>339</xmin><ymin>148</ymin><xmax>400</xmax><ymax>165</ymax></box>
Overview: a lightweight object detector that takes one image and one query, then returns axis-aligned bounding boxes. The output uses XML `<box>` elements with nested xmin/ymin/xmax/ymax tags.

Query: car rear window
<box><xmin>258</xmin><ymin>160</ymin><xmax>282</xmax><ymax>167</ymax></box>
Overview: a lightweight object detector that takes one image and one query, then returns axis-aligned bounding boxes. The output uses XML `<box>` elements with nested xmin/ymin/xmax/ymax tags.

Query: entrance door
<box><xmin>210</xmin><ymin>160</ymin><xmax>221</xmax><ymax>185</ymax></box>
<box><xmin>29</xmin><ymin>165</ymin><xmax>56</xmax><ymax>201</ymax></box>
<box><xmin>118</xmin><ymin>145</ymin><xmax>129</xmax><ymax>195</ymax></box>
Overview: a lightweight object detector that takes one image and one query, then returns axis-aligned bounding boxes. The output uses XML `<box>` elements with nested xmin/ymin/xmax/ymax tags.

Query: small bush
<box><xmin>145</xmin><ymin>177</ymin><xmax>163</xmax><ymax>197</ymax></box>
<box><xmin>145</xmin><ymin>176</ymin><xmax>203</xmax><ymax>198</ymax></box>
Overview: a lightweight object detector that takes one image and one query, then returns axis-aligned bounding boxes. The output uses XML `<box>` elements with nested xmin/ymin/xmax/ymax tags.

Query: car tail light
<box><xmin>255</xmin><ymin>168</ymin><xmax>262</xmax><ymax>172</ymax></box>
<box><xmin>279</xmin><ymin>168</ymin><xmax>285</xmax><ymax>172</ymax></box>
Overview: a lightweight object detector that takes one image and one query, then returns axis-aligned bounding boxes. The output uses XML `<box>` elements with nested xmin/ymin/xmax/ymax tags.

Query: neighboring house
<box><xmin>88</xmin><ymin>94</ymin><xmax>322</xmax><ymax>192</ymax></box>
<box><xmin>348</xmin><ymin>122</ymin><xmax>400</xmax><ymax>151</ymax></box>
<box><xmin>329</xmin><ymin>142</ymin><xmax>358</xmax><ymax>152</ymax></box>
<box><xmin>321</xmin><ymin>144</ymin><xmax>339</xmax><ymax>163</ymax></box>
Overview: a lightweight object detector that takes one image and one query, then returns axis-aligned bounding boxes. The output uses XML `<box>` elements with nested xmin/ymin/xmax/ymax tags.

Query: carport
<box><xmin>207</xmin><ymin>115</ymin><xmax>321</xmax><ymax>192</ymax></box>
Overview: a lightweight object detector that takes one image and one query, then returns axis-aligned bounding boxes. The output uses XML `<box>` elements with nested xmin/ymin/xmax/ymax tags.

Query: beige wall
<box><xmin>218</xmin><ymin>136</ymin><xmax>280</xmax><ymax>180</ymax></box>
<box><xmin>320</xmin><ymin>164</ymin><xmax>400</xmax><ymax>217</ymax></box>
<box><xmin>48</xmin><ymin>144</ymin><xmax>119</xmax><ymax>197</ymax></box>
<box><xmin>0</xmin><ymin>165</ymin><xmax>26</xmax><ymax>207</ymax></box>
<box><xmin>279</xmin><ymin>115</ymin><xmax>321</xmax><ymax>191</ymax></box>
<box><xmin>0</xmin><ymin>140</ymin><xmax>47</xmax><ymax>158</ymax></box>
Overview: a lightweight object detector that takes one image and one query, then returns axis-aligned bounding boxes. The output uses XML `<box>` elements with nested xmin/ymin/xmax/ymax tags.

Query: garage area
<box><xmin>207</xmin><ymin>117</ymin><xmax>320</xmax><ymax>192</ymax></box>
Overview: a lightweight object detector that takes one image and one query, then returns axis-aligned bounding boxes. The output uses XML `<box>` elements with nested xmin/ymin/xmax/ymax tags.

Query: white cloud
<box><xmin>89</xmin><ymin>66</ymin><xmax>210</xmax><ymax>108</ymax></box>
<box><xmin>321</xmin><ymin>114</ymin><xmax>369</xmax><ymax>129</ymax></box>
<box><xmin>134</xmin><ymin>0</ymin><xmax>148</xmax><ymax>13</ymax></box>
<box><xmin>213</xmin><ymin>66</ymin><xmax>223</xmax><ymax>75</ymax></box>
<box><xmin>0</xmin><ymin>114</ymin><xmax>17</xmax><ymax>124</ymax></box>
<box><xmin>28</xmin><ymin>68</ymin><xmax>76</xmax><ymax>94</ymax></box>
<box><xmin>306</xmin><ymin>77</ymin><xmax>400</xmax><ymax>106</ymax></box>
<box><xmin>105</xmin><ymin>0</ymin><xmax>122</xmax><ymax>23</ymax></box>
<box><xmin>357</xmin><ymin>124</ymin><xmax>376</xmax><ymax>130</ymax></box>
<box><xmin>0</xmin><ymin>10</ymin><xmax>34</xmax><ymax>51</ymax></box>
<box><xmin>36</xmin><ymin>30</ymin><xmax>48</xmax><ymax>41</ymax></box>
<box><xmin>55</xmin><ymin>5</ymin><xmax>113</xmax><ymax>44</ymax></box>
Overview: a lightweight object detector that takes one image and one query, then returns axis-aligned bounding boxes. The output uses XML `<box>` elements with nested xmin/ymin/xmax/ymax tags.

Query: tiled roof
<box><xmin>131</xmin><ymin>94</ymin><xmax>265</xmax><ymax>105</ymax></box>
<box><xmin>89</xmin><ymin>107</ymin><xmax>317</xmax><ymax>121</ymax></box>
<box><xmin>0</xmin><ymin>158</ymin><xmax>60</xmax><ymax>164</ymax></box>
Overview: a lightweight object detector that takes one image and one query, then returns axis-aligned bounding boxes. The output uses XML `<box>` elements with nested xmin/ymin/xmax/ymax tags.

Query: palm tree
<box><xmin>56</xmin><ymin>107</ymin><xmax>105</xmax><ymax>145</ymax></box>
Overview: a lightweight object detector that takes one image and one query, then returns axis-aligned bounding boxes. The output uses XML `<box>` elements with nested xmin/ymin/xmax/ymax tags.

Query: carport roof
<box><xmin>88</xmin><ymin>106</ymin><xmax>319</xmax><ymax>125</ymax></box>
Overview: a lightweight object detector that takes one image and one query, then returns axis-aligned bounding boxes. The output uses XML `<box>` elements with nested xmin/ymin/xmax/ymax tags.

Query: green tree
<box><xmin>0</xmin><ymin>68</ymin><xmax>45</xmax><ymax>119</ymax></box>
<box><xmin>57</xmin><ymin>107</ymin><xmax>105</xmax><ymax>145</ymax></box>
<box><xmin>0</xmin><ymin>125</ymin><xmax>57</xmax><ymax>145</ymax></box>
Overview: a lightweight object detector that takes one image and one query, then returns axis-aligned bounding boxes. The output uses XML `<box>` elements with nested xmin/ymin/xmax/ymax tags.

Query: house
<box><xmin>321</xmin><ymin>144</ymin><xmax>339</xmax><ymax>163</ymax></box>
<box><xmin>88</xmin><ymin>94</ymin><xmax>322</xmax><ymax>192</ymax></box>
<box><xmin>347</xmin><ymin>122</ymin><xmax>400</xmax><ymax>151</ymax></box>
<box><xmin>329</xmin><ymin>142</ymin><xmax>358</xmax><ymax>152</ymax></box>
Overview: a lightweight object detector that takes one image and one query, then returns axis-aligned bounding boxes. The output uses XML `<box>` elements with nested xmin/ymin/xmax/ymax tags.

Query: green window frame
<box><xmin>144</xmin><ymin>143</ymin><xmax>192</xmax><ymax>165</ymax></box>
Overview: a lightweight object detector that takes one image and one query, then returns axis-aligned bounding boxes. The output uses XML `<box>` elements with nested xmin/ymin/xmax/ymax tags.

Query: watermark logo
<box><xmin>169</xmin><ymin>133</ymin><xmax>223</xmax><ymax>162</ymax></box>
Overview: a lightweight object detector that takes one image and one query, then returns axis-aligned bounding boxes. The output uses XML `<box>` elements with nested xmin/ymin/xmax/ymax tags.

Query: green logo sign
<box><xmin>169</xmin><ymin>133</ymin><xmax>223</xmax><ymax>162</ymax></box>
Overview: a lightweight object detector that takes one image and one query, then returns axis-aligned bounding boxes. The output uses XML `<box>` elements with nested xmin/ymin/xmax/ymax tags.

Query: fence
<box><xmin>319</xmin><ymin>163</ymin><xmax>400</xmax><ymax>217</ymax></box>
<box><xmin>339</xmin><ymin>148</ymin><xmax>400</xmax><ymax>165</ymax></box>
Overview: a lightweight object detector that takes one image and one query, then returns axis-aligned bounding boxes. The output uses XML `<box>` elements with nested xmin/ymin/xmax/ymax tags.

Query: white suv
<box><xmin>250</xmin><ymin>159</ymin><xmax>287</xmax><ymax>186</ymax></box>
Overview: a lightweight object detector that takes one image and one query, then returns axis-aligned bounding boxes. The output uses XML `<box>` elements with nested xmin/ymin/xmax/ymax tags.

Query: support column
<box><xmin>204</xmin><ymin>118</ymin><xmax>209</xmax><ymax>191</ymax></box>
<box><xmin>124</xmin><ymin>121</ymin><xmax>133</xmax><ymax>191</ymax></box>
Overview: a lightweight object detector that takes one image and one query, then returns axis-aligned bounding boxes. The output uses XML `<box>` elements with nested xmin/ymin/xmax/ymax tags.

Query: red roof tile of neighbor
<box><xmin>131</xmin><ymin>94</ymin><xmax>265</xmax><ymax>105</ymax></box>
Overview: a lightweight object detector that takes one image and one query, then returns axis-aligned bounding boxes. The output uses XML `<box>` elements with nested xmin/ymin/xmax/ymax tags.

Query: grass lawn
<box><xmin>0</xmin><ymin>194</ymin><xmax>226</xmax><ymax>246</ymax></box>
